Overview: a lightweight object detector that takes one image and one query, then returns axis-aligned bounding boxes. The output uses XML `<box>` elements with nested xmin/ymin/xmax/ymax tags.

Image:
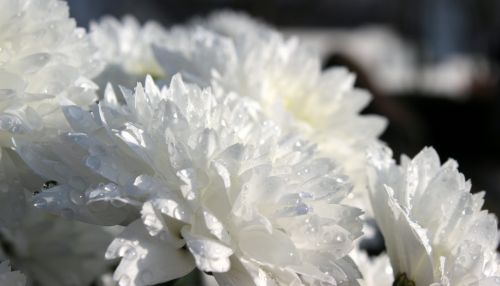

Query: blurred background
<box><xmin>66</xmin><ymin>0</ymin><xmax>500</xmax><ymax>229</ymax></box>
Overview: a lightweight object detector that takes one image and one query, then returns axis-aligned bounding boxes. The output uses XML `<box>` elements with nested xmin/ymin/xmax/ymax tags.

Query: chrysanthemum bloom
<box><xmin>0</xmin><ymin>259</ymin><xmax>26</xmax><ymax>286</ymax></box>
<box><xmin>368</xmin><ymin>146</ymin><xmax>500</xmax><ymax>285</ymax></box>
<box><xmin>20</xmin><ymin>75</ymin><xmax>364</xmax><ymax>285</ymax></box>
<box><xmin>153</xmin><ymin>13</ymin><xmax>387</xmax><ymax>216</ymax></box>
<box><xmin>0</xmin><ymin>0</ymin><xmax>101</xmax><ymax>138</ymax></box>
<box><xmin>90</xmin><ymin>15</ymin><xmax>168</xmax><ymax>90</ymax></box>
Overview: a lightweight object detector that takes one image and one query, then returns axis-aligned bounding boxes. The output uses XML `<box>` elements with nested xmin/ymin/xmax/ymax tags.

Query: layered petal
<box><xmin>368</xmin><ymin>146</ymin><xmax>500</xmax><ymax>285</ymax></box>
<box><xmin>20</xmin><ymin>75</ymin><xmax>363</xmax><ymax>285</ymax></box>
<box><xmin>153</xmin><ymin>13</ymin><xmax>387</xmax><ymax>218</ymax></box>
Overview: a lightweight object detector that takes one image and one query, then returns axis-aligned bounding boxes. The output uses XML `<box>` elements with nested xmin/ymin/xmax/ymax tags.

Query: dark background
<box><xmin>67</xmin><ymin>0</ymin><xmax>500</xmax><ymax>219</ymax></box>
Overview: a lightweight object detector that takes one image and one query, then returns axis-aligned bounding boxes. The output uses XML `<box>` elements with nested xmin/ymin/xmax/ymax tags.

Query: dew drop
<box><xmin>295</xmin><ymin>202</ymin><xmax>310</xmax><ymax>215</ymax></box>
<box><xmin>461</xmin><ymin>207</ymin><xmax>472</xmax><ymax>215</ymax></box>
<box><xmin>76</xmin><ymin>30</ymin><xmax>84</xmax><ymax>39</ymax></box>
<box><xmin>335</xmin><ymin>233</ymin><xmax>346</xmax><ymax>243</ymax></box>
<box><xmin>104</xmin><ymin>183</ymin><xmax>118</xmax><ymax>192</ymax></box>
<box><xmin>38</xmin><ymin>54</ymin><xmax>49</xmax><ymax>62</ymax></box>
<box><xmin>33</xmin><ymin>197</ymin><xmax>47</xmax><ymax>208</ymax></box>
<box><xmin>336</xmin><ymin>176</ymin><xmax>347</xmax><ymax>183</ymax></box>
<box><xmin>123</xmin><ymin>247</ymin><xmax>137</xmax><ymax>260</ymax></box>
<box><xmin>69</xmin><ymin>189</ymin><xmax>85</xmax><ymax>205</ymax></box>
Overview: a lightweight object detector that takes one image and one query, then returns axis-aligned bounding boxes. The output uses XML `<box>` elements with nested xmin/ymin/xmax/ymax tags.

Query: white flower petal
<box><xmin>107</xmin><ymin>220</ymin><xmax>195</xmax><ymax>286</ymax></box>
<box><xmin>182</xmin><ymin>228</ymin><xmax>233</xmax><ymax>273</ymax></box>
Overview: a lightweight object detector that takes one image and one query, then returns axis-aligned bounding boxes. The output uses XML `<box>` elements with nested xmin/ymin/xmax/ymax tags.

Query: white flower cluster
<box><xmin>0</xmin><ymin>1</ymin><xmax>498</xmax><ymax>286</ymax></box>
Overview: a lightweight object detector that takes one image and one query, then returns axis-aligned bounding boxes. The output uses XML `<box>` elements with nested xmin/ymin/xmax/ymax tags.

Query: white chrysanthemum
<box><xmin>0</xmin><ymin>0</ymin><xmax>100</xmax><ymax>140</ymax></box>
<box><xmin>153</xmin><ymin>14</ymin><xmax>387</xmax><ymax>216</ymax></box>
<box><xmin>90</xmin><ymin>15</ymin><xmax>168</xmax><ymax>90</ymax></box>
<box><xmin>0</xmin><ymin>204</ymin><xmax>114</xmax><ymax>286</ymax></box>
<box><xmin>0</xmin><ymin>259</ymin><xmax>26</xmax><ymax>286</ymax></box>
<box><xmin>18</xmin><ymin>75</ymin><xmax>363</xmax><ymax>285</ymax></box>
<box><xmin>368</xmin><ymin>146</ymin><xmax>500</xmax><ymax>285</ymax></box>
<box><xmin>349</xmin><ymin>250</ymin><xmax>392</xmax><ymax>286</ymax></box>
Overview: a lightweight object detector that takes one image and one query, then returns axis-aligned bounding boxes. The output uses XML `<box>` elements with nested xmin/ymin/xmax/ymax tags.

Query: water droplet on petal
<box><xmin>33</xmin><ymin>197</ymin><xmax>47</xmax><ymax>208</ymax></box>
<box><xmin>69</xmin><ymin>189</ymin><xmax>85</xmax><ymax>205</ymax></box>
<box><xmin>123</xmin><ymin>247</ymin><xmax>137</xmax><ymax>260</ymax></box>
<box><xmin>335</xmin><ymin>233</ymin><xmax>346</xmax><ymax>243</ymax></box>
<box><xmin>295</xmin><ymin>202</ymin><xmax>310</xmax><ymax>215</ymax></box>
